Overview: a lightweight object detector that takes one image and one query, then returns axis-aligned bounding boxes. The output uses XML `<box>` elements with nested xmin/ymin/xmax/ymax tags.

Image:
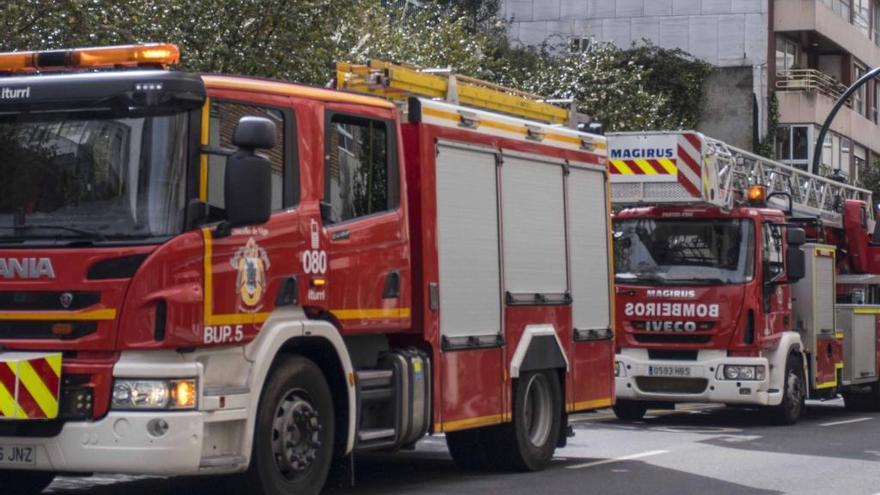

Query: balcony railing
<box><xmin>775</xmin><ymin>69</ymin><xmax>851</xmax><ymax>105</ymax></box>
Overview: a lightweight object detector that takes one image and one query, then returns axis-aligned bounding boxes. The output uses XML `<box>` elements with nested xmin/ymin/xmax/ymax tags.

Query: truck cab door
<box><xmin>761</xmin><ymin>222</ymin><xmax>789</xmax><ymax>339</ymax></box>
<box><xmin>321</xmin><ymin>110</ymin><xmax>410</xmax><ymax>332</ymax></box>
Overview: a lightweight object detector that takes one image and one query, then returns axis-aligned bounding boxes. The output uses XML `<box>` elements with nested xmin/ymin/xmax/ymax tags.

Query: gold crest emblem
<box><xmin>231</xmin><ymin>238</ymin><xmax>271</xmax><ymax>312</ymax></box>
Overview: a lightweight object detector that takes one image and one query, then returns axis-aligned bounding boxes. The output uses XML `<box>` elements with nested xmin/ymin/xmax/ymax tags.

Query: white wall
<box><xmin>502</xmin><ymin>0</ymin><xmax>769</xmax><ymax>68</ymax></box>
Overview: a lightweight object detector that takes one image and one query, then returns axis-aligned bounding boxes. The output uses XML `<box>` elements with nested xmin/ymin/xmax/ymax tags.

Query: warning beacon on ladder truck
<box><xmin>607</xmin><ymin>130</ymin><xmax>880</xmax><ymax>424</ymax></box>
<box><xmin>0</xmin><ymin>45</ymin><xmax>614</xmax><ymax>495</ymax></box>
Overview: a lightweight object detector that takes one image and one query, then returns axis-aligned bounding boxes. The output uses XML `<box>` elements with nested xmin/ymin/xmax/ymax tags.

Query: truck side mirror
<box><xmin>786</xmin><ymin>246</ymin><xmax>805</xmax><ymax>282</ymax></box>
<box><xmin>787</xmin><ymin>227</ymin><xmax>806</xmax><ymax>246</ymax></box>
<box><xmin>224</xmin><ymin>117</ymin><xmax>275</xmax><ymax>228</ymax></box>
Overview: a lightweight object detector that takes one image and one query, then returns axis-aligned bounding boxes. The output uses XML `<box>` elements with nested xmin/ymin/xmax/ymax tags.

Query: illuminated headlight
<box><xmin>722</xmin><ymin>365</ymin><xmax>765</xmax><ymax>381</ymax></box>
<box><xmin>112</xmin><ymin>379</ymin><xmax>197</xmax><ymax>410</ymax></box>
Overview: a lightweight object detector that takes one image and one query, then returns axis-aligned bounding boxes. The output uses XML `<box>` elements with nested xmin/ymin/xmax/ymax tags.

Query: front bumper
<box><xmin>0</xmin><ymin>412</ymin><xmax>205</xmax><ymax>475</ymax></box>
<box><xmin>615</xmin><ymin>349</ymin><xmax>781</xmax><ymax>406</ymax></box>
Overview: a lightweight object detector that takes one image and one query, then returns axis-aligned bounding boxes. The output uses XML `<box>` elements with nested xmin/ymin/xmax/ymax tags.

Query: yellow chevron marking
<box><xmin>657</xmin><ymin>158</ymin><xmax>678</xmax><ymax>175</ymax></box>
<box><xmin>634</xmin><ymin>159</ymin><xmax>658</xmax><ymax>175</ymax></box>
<box><xmin>46</xmin><ymin>354</ymin><xmax>62</xmax><ymax>377</ymax></box>
<box><xmin>0</xmin><ymin>380</ymin><xmax>16</xmax><ymax>418</ymax></box>
<box><xmin>610</xmin><ymin>160</ymin><xmax>634</xmax><ymax>175</ymax></box>
<box><xmin>16</xmin><ymin>361</ymin><xmax>58</xmax><ymax>419</ymax></box>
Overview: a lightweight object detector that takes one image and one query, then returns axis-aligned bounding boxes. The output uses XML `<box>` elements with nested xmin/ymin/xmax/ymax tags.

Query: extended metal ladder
<box><xmin>707</xmin><ymin>137</ymin><xmax>873</xmax><ymax>227</ymax></box>
<box><xmin>335</xmin><ymin>60</ymin><xmax>572</xmax><ymax>125</ymax></box>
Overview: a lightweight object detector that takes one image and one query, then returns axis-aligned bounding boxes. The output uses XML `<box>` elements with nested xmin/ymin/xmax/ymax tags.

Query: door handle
<box><xmin>331</xmin><ymin>229</ymin><xmax>350</xmax><ymax>241</ymax></box>
<box><xmin>383</xmin><ymin>271</ymin><xmax>401</xmax><ymax>299</ymax></box>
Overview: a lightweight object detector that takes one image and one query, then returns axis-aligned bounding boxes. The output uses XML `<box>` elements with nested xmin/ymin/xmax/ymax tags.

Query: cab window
<box><xmin>207</xmin><ymin>101</ymin><xmax>291</xmax><ymax>211</ymax></box>
<box><xmin>763</xmin><ymin>223</ymin><xmax>784</xmax><ymax>281</ymax></box>
<box><xmin>324</xmin><ymin>114</ymin><xmax>397</xmax><ymax>224</ymax></box>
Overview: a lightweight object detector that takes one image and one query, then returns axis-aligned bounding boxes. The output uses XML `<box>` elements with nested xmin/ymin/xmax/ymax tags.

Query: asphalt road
<box><xmin>47</xmin><ymin>399</ymin><xmax>880</xmax><ymax>495</ymax></box>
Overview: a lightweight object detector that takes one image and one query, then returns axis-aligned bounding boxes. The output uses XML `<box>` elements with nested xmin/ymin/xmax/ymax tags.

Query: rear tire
<box><xmin>613</xmin><ymin>400</ymin><xmax>648</xmax><ymax>421</ymax></box>
<box><xmin>0</xmin><ymin>470</ymin><xmax>55</xmax><ymax>495</ymax></box>
<box><xmin>768</xmin><ymin>354</ymin><xmax>805</xmax><ymax>425</ymax></box>
<box><xmin>243</xmin><ymin>356</ymin><xmax>335</xmax><ymax>495</ymax></box>
<box><xmin>491</xmin><ymin>370</ymin><xmax>563</xmax><ymax>472</ymax></box>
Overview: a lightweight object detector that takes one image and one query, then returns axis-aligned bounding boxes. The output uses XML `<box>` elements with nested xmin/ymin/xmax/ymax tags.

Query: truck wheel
<box><xmin>492</xmin><ymin>370</ymin><xmax>563</xmax><ymax>472</ymax></box>
<box><xmin>0</xmin><ymin>470</ymin><xmax>55</xmax><ymax>494</ymax></box>
<box><xmin>245</xmin><ymin>356</ymin><xmax>335</xmax><ymax>495</ymax></box>
<box><xmin>768</xmin><ymin>354</ymin><xmax>805</xmax><ymax>425</ymax></box>
<box><xmin>446</xmin><ymin>428</ymin><xmax>491</xmax><ymax>470</ymax></box>
<box><xmin>612</xmin><ymin>400</ymin><xmax>647</xmax><ymax>421</ymax></box>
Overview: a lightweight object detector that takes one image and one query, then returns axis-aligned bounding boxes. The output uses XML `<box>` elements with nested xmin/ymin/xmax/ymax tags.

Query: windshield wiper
<box><xmin>0</xmin><ymin>224</ymin><xmax>107</xmax><ymax>241</ymax></box>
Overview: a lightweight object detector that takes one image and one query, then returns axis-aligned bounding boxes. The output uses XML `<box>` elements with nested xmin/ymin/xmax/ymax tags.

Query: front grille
<box><xmin>634</xmin><ymin>334</ymin><xmax>711</xmax><ymax>344</ymax></box>
<box><xmin>0</xmin><ymin>291</ymin><xmax>100</xmax><ymax>310</ymax></box>
<box><xmin>647</xmin><ymin>349</ymin><xmax>698</xmax><ymax>361</ymax></box>
<box><xmin>635</xmin><ymin>377</ymin><xmax>708</xmax><ymax>395</ymax></box>
<box><xmin>0</xmin><ymin>321</ymin><xmax>97</xmax><ymax>340</ymax></box>
<box><xmin>0</xmin><ymin>420</ymin><xmax>65</xmax><ymax>438</ymax></box>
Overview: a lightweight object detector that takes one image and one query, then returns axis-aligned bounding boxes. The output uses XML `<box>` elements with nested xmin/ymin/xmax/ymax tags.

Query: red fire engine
<box><xmin>608</xmin><ymin>130</ymin><xmax>880</xmax><ymax>424</ymax></box>
<box><xmin>0</xmin><ymin>46</ymin><xmax>614</xmax><ymax>494</ymax></box>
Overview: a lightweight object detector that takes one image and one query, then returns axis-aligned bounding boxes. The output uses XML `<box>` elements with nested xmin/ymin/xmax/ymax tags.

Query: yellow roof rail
<box><xmin>336</xmin><ymin>60</ymin><xmax>571</xmax><ymax>125</ymax></box>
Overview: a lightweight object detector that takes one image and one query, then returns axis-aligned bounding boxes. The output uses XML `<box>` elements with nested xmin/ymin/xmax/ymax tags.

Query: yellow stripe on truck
<box><xmin>15</xmin><ymin>361</ymin><xmax>59</xmax><ymax>419</ymax></box>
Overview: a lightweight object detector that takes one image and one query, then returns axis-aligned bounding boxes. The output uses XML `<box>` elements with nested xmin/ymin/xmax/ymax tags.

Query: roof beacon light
<box><xmin>0</xmin><ymin>43</ymin><xmax>180</xmax><ymax>73</ymax></box>
<box><xmin>747</xmin><ymin>185</ymin><xmax>766</xmax><ymax>204</ymax></box>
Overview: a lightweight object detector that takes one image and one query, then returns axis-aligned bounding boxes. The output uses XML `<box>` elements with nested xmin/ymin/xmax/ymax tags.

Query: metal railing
<box><xmin>775</xmin><ymin>69</ymin><xmax>850</xmax><ymax>104</ymax></box>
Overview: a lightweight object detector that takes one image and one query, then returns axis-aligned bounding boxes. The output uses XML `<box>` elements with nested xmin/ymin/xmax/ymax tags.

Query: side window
<box><xmin>324</xmin><ymin>114</ymin><xmax>396</xmax><ymax>224</ymax></box>
<box><xmin>763</xmin><ymin>223</ymin><xmax>784</xmax><ymax>280</ymax></box>
<box><xmin>208</xmin><ymin>101</ymin><xmax>286</xmax><ymax>211</ymax></box>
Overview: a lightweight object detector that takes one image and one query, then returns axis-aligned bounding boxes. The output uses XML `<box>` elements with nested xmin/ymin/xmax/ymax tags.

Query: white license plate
<box><xmin>648</xmin><ymin>365</ymin><xmax>691</xmax><ymax>377</ymax></box>
<box><xmin>0</xmin><ymin>445</ymin><xmax>36</xmax><ymax>466</ymax></box>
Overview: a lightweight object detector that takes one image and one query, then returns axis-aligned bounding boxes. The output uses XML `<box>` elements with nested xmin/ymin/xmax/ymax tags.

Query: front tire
<box><xmin>244</xmin><ymin>356</ymin><xmax>335</xmax><ymax>495</ymax></box>
<box><xmin>768</xmin><ymin>354</ymin><xmax>805</xmax><ymax>425</ymax></box>
<box><xmin>0</xmin><ymin>470</ymin><xmax>55</xmax><ymax>495</ymax></box>
<box><xmin>492</xmin><ymin>370</ymin><xmax>563</xmax><ymax>471</ymax></box>
<box><xmin>613</xmin><ymin>400</ymin><xmax>648</xmax><ymax>421</ymax></box>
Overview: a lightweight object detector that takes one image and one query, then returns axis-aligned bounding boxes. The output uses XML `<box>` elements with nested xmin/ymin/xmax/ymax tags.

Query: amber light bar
<box><xmin>0</xmin><ymin>43</ymin><xmax>179</xmax><ymax>73</ymax></box>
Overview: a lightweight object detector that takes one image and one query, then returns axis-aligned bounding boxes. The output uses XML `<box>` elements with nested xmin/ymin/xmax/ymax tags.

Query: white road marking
<box><xmin>819</xmin><ymin>417</ymin><xmax>872</xmax><ymax>427</ymax></box>
<box><xmin>565</xmin><ymin>449</ymin><xmax>669</xmax><ymax>470</ymax></box>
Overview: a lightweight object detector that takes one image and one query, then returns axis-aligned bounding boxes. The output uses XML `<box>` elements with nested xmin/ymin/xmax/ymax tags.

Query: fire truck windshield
<box><xmin>613</xmin><ymin>218</ymin><xmax>755</xmax><ymax>285</ymax></box>
<box><xmin>0</xmin><ymin>111</ymin><xmax>189</xmax><ymax>244</ymax></box>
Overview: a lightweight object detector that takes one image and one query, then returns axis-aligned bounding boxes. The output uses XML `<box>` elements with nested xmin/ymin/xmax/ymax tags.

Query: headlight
<box><xmin>721</xmin><ymin>365</ymin><xmax>765</xmax><ymax>381</ymax></box>
<box><xmin>112</xmin><ymin>379</ymin><xmax>197</xmax><ymax>410</ymax></box>
<box><xmin>614</xmin><ymin>361</ymin><xmax>625</xmax><ymax>377</ymax></box>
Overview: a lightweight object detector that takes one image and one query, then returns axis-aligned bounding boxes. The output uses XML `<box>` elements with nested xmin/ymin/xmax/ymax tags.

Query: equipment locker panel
<box><xmin>568</xmin><ymin>164</ymin><xmax>611</xmax><ymax>331</ymax></box>
<box><xmin>435</xmin><ymin>141</ymin><xmax>502</xmax><ymax>338</ymax></box>
<box><xmin>500</xmin><ymin>153</ymin><xmax>567</xmax><ymax>295</ymax></box>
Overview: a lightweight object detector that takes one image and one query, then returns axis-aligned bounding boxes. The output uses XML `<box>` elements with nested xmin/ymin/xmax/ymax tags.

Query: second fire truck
<box><xmin>608</xmin><ymin>130</ymin><xmax>880</xmax><ymax>424</ymax></box>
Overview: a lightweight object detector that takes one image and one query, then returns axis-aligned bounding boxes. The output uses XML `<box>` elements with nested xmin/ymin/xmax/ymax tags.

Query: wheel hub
<box><xmin>272</xmin><ymin>391</ymin><xmax>323</xmax><ymax>477</ymax></box>
<box><xmin>523</xmin><ymin>375</ymin><xmax>553</xmax><ymax>447</ymax></box>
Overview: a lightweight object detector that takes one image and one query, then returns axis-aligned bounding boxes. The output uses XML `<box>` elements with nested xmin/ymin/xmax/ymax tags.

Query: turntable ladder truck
<box><xmin>0</xmin><ymin>45</ymin><xmax>615</xmax><ymax>494</ymax></box>
<box><xmin>608</xmin><ymin>130</ymin><xmax>880</xmax><ymax>424</ymax></box>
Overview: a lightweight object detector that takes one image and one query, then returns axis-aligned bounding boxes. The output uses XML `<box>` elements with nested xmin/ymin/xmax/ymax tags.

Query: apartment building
<box><xmin>502</xmin><ymin>0</ymin><xmax>880</xmax><ymax>183</ymax></box>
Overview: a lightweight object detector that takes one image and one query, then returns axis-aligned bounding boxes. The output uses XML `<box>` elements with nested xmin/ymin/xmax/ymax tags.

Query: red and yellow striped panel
<box><xmin>609</xmin><ymin>158</ymin><xmax>677</xmax><ymax>175</ymax></box>
<box><xmin>0</xmin><ymin>353</ymin><xmax>61</xmax><ymax>420</ymax></box>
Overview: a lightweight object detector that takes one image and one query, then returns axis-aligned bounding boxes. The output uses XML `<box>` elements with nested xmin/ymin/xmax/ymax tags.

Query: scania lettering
<box><xmin>608</xmin><ymin>130</ymin><xmax>880</xmax><ymax>425</ymax></box>
<box><xmin>0</xmin><ymin>45</ymin><xmax>615</xmax><ymax>495</ymax></box>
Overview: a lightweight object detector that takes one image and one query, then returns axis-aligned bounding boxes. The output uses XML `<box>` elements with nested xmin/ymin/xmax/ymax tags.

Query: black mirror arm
<box><xmin>200</xmin><ymin>144</ymin><xmax>235</xmax><ymax>157</ymax></box>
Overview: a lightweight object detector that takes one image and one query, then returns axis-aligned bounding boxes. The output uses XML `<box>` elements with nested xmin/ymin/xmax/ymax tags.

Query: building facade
<box><xmin>502</xmin><ymin>0</ymin><xmax>880</xmax><ymax>184</ymax></box>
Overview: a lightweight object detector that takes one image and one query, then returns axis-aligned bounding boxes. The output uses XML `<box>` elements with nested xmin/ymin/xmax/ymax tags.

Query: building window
<box><xmin>874</xmin><ymin>0</ymin><xmax>880</xmax><ymax>46</ymax></box>
<box><xmin>775</xmin><ymin>36</ymin><xmax>802</xmax><ymax>74</ymax></box>
<box><xmin>854</xmin><ymin>144</ymin><xmax>867</xmax><ymax>185</ymax></box>
<box><xmin>855</xmin><ymin>0</ymin><xmax>871</xmax><ymax>33</ymax></box>
<box><xmin>874</xmin><ymin>80</ymin><xmax>880</xmax><ymax>123</ymax></box>
<box><xmin>570</xmin><ymin>37</ymin><xmax>592</xmax><ymax>53</ymax></box>
<box><xmin>820</xmin><ymin>129</ymin><xmax>854</xmax><ymax>178</ymax></box>
<box><xmin>854</xmin><ymin>63</ymin><xmax>868</xmax><ymax>117</ymax></box>
<box><xmin>775</xmin><ymin>125</ymin><xmax>810</xmax><ymax>169</ymax></box>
